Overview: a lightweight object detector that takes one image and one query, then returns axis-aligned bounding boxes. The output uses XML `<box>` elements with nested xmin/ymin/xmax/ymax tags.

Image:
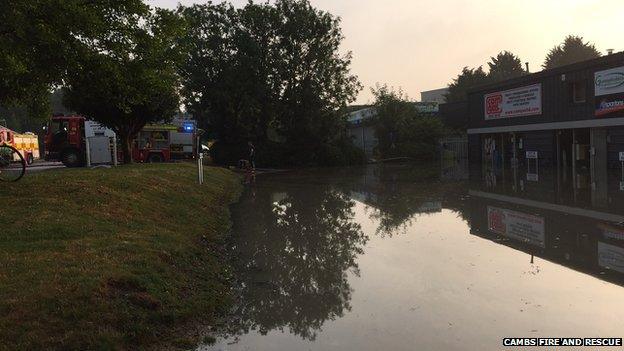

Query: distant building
<box><xmin>347</xmin><ymin>107</ymin><xmax>377</xmax><ymax>158</ymax></box>
<box><xmin>421</xmin><ymin>88</ymin><xmax>449</xmax><ymax>103</ymax></box>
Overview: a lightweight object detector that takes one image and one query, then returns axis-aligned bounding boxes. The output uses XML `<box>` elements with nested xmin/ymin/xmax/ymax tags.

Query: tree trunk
<box><xmin>119</xmin><ymin>132</ymin><xmax>133</xmax><ymax>164</ymax></box>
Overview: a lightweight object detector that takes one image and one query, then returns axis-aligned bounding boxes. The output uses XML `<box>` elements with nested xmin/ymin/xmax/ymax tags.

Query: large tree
<box><xmin>543</xmin><ymin>35</ymin><xmax>601</xmax><ymax>70</ymax></box>
<box><xmin>178</xmin><ymin>0</ymin><xmax>361</xmax><ymax>166</ymax></box>
<box><xmin>269</xmin><ymin>0</ymin><xmax>361</xmax><ymax>165</ymax></box>
<box><xmin>63</xmin><ymin>9</ymin><xmax>183</xmax><ymax>163</ymax></box>
<box><xmin>0</xmin><ymin>0</ymin><xmax>148</xmax><ymax>117</ymax></box>
<box><xmin>487</xmin><ymin>51</ymin><xmax>526</xmax><ymax>82</ymax></box>
<box><xmin>445</xmin><ymin>66</ymin><xmax>489</xmax><ymax>103</ymax></box>
<box><xmin>372</xmin><ymin>85</ymin><xmax>445</xmax><ymax>160</ymax></box>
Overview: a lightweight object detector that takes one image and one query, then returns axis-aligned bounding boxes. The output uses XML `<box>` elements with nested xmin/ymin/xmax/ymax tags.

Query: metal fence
<box><xmin>440</xmin><ymin>136</ymin><xmax>468</xmax><ymax>161</ymax></box>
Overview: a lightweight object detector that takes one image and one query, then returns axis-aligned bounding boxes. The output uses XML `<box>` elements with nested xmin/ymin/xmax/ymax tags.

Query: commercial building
<box><xmin>347</xmin><ymin>106</ymin><xmax>377</xmax><ymax>157</ymax></box>
<box><xmin>421</xmin><ymin>88</ymin><xmax>449</xmax><ymax>103</ymax></box>
<box><xmin>465</xmin><ymin>52</ymin><xmax>624</xmax><ymax>209</ymax></box>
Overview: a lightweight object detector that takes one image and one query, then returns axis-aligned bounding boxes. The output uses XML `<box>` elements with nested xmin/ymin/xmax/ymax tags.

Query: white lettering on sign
<box><xmin>487</xmin><ymin>206</ymin><xmax>545</xmax><ymax>248</ymax></box>
<box><xmin>485</xmin><ymin>84</ymin><xmax>542</xmax><ymax>120</ymax></box>
<box><xmin>619</xmin><ymin>151</ymin><xmax>624</xmax><ymax>162</ymax></box>
<box><xmin>526</xmin><ymin>151</ymin><xmax>538</xmax><ymax>159</ymax></box>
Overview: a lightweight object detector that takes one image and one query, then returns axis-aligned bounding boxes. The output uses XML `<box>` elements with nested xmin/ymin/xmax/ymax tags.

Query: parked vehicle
<box><xmin>133</xmin><ymin>124</ymin><xmax>197</xmax><ymax>163</ymax></box>
<box><xmin>0</xmin><ymin>125</ymin><xmax>39</xmax><ymax>165</ymax></box>
<box><xmin>44</xmin><ymin>115</ymin><xmax>197</xmax><ymax>167</ymax></box>
<box><xmin>43</xmin><ymin>115</ymin><xmax>114</xmax><ymax>167</ymax></box>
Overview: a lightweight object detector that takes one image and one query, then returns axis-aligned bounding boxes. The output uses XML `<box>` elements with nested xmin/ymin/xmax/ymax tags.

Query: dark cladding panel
<box><xmin>439</xmin><ymin>101</ymin><xmax>469</xmax><ymax>130</ymax></box>
<box><xmin>468</xmin><ymin>53</ymin><xmax>624</xmax><ymax>130</ymax></box>
<box><xmin>468</xmin><ymin>134</ymin><xmax>481</xmax><ymax>162</ymax></box>
<box><xmin>607</xmin><ymin>127</ymin><xmax>624</xmax><ymax>168</ymax></box>
<box><xmin>519</xmin><ymin>130</ymin><xmax>555</xmax><ymax>168</ymax></box>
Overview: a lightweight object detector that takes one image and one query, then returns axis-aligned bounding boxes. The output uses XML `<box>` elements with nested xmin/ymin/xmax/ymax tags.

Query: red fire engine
<box><xmin>44</xmin><ymin>115</ymin><xmax>197</xmax><ymax>167</ymax></box>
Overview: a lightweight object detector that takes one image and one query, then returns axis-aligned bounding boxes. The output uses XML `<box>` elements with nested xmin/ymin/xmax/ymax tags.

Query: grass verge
<box><xmin>0</xmin><ymin>163</ymin><xmax>241</xmax><ymax>350</ymax></box>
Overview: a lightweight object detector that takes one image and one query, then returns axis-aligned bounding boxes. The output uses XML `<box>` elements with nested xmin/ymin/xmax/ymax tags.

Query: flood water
<box><xmin>201</xmin><ymin>163</ymin><xmax>624</xmax><ymax>350</ymax></box>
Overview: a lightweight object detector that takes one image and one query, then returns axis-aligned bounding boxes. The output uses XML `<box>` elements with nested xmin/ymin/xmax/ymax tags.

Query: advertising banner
<box><xmin>487</xmin><ymin>206</ymin><xmax>545</xmax><ymax>248</ymax></box>
<box><xmin>595</xmin><ymin>66</ymin><xmax>624</xmax><ymax>96</ymax></box>
<box><xmin>595</xmin><ymin>93</ymin><xmax>624</xmax><ymax>117</ymax></box>
<box><xmin>595</xmin><ymin>66</ymin><xmax>624</xmax><ymax>118</ymax></box>
<box><xmin>484</xmin><ymin>84</ymin><xmax>542</xmax><ymax>120</ymax></box>
<box><xmin>598</xmin><ymin>242</ymin><xmax>624</xmax><ymax>274</ymax></box>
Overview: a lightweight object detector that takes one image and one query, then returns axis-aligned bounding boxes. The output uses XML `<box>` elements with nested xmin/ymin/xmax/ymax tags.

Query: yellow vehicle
<box><xmin>0</xmin><ymin>126</ymin><xmax>39</xmax><ymax>165</ymax></box>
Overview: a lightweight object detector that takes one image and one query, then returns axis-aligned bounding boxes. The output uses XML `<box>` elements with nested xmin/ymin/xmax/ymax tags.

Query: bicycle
<box><xmin>0</xmin><ymin>143</ymin><xmax>26</xmax><ymax>182</ymax></box>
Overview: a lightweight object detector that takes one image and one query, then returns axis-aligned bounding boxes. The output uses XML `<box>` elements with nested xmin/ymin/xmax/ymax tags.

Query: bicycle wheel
<box><xmin>0</xmin><ymin>145</ymin><xmax>26</xmax><ymax>182</ymax></box>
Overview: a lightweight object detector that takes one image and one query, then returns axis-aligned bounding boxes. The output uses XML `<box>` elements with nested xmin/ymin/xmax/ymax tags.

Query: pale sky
<box><xmin>149</xmin><ymin>0</ymin><xmax>624</xmax><ymax>104</ymax></box>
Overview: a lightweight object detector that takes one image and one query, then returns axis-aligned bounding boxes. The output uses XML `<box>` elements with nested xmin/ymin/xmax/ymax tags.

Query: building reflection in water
<box><xmin>467</xmin><ymin>160</ymin><xmax>624</xmax><ymax>284</ymax></box>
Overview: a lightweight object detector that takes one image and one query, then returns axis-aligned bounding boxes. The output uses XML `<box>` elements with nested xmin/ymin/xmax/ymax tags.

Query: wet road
<box><xmin>27</xmin><ymin>161</ymin><xmax>65</xmax><ymax>173</ymax></box>
<box><xmin>201</xmin><ymin>164</ymin><xmax>624</xmax><ymax>350</ymax></box>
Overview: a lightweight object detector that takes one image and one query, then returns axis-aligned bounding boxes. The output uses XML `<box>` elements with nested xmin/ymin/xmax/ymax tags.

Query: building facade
<box><xmin>467</xmin><ymin>53</ymin><xmax>624</xmax><ymax>209</ymax></box>
<box><xmin>347</xmin><ymin>107</ymin><xmax>378</xmax><ymax>157</ymax></box>
<box><xmin>421</xmin><ymin>88</ymin><xmax>449</xmax><ymax>103</ymax></box>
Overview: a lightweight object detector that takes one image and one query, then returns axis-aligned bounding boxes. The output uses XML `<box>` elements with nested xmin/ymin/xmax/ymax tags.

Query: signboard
<box><xmin>598</xmin><ymin>242</ymin><xmax>624</xmax><ymax>274</ymax></box>
<box><xmin>485</xmin><ymin>84</ymin><xmax>542</xmax><ymax>120</ymax></box>
<box><xmin>600</xmin><ymin>224</ymin><xmax>624</xmax><ymax>241</ymax></box>
<box><xmin>620</xmin><ymin>151</ymin><xmax>624</xmax><ymax>161</ymax></box>
<box><xmin>596</xmin><ymin>94</ymin><xmax>624</xmax><ymax>117</ymax></box>
<box><xmin>527</xmin><ymin>173</ymin><xmax>539</xmax><ymax>182</ymax></box>
<box><xmin>595</xmin><ymin>66</ymin><xmax>624</xmax><ymax>96</ymax></box>
<box><xmin>84</xmin><ymin>120</ymin><xmax>115</xmax><ymax>138</ymax></box>
<box><xmin>415</xmin><ymin>102</ymin><xmax>439</xmax><ymax>114</ymax></box>
<box><xmin>595</xmin><ymin>66</ymin><xmax>624</xmax><ymax>118</ymax></box>
<box><xmin>487</xmin><ymin>206</ymin><xmax>546</xmax><ymax>248</ymax></box>
<box><xmin>526</xmin><ymin>151</ymin><xmax>538</xmax><ymax>159</ymax></box>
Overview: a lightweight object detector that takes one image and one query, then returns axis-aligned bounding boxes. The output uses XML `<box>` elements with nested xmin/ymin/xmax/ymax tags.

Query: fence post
<box><xmin>198</xmin><ymin>152</ymin><xmax>204</xmax><ymax>185</ymax></box>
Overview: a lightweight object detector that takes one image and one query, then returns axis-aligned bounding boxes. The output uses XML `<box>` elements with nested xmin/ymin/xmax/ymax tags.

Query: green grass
<box><xmin>0</xmin><ymin>163</ymin><xmax>241</xmax><ymax>350</ymax></box>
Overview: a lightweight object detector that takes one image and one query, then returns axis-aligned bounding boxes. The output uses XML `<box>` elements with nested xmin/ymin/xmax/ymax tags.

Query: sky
<box><xmin>148</xmin><ymin>0</ymin><xmax>624</xmax><ymax>104</ymax></box>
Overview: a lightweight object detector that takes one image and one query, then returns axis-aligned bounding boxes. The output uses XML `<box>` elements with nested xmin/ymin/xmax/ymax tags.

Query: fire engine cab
<box><xmin>44</xmin><ymin>115</ymin><xmax>113</xmax><ymax>167</ymax></box>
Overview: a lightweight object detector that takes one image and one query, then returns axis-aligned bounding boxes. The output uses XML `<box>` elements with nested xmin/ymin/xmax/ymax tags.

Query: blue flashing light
<box><xmin>183</xmin><ymin>123</ymin><xmax>195</xmax><ymax>132</ymax></box>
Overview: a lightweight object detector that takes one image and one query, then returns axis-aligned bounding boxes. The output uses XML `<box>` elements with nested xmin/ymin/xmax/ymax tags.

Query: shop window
<box><xmin>569</xmin><ymin>81</ymin><xmax>586</xmax><ymax>103</ymax></box>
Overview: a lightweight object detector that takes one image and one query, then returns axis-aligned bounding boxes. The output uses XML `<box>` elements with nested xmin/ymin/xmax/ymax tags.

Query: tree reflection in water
<box><xmin>222</xmin><ymin>181</ymin><xmax>368</xmax><ymax>341</ymax></box>
<box><xmin>351</xmin><ymin>165</ymin><xmax>465</xmax><ymax>237</ymax></box>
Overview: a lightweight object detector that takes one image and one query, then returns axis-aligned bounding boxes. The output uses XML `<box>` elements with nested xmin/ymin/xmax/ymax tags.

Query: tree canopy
<box><xmin>178</xmin><ymin>0</ymin><xmax>362</xmax><ymax>166</ymax></box>
<box><xmin>446</xmin><ymin>51</ymin><xmax>527</xmax><ymax>102</ymax></box>
<box><xmin>543</xmin><ymin>35</ymin><xmax>601</xmax><ymax>70</ymax></box>
<box><xmin>371</xmin><ymin>85</ymin><xmax>445</xmax><ymax>159</ymax></box>
<box><xmin>445</xmin><ymin>66</ymin><xmax>489</xmax><ymax>103</ymax></box>
<box><xmin>63</xmin><ymin>9</ymin><xmax>183</xmax><ymax>163</ymax></box>
<box><xmin>0</xmin><ymin>0</ymin><xmax>149</xmax><ymax>117</ymax></box>
<box><xmin>487</xmin><ymin>51</ymin><xmax>526</xmax><ymax>82</ymax></box>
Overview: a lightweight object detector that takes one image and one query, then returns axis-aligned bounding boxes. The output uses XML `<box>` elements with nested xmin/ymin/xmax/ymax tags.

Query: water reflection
<box><xmin>348</xmin><ymin>166</ymin><xmax>463</xmax><ymax>237</ymax></box>
<box><xmin>467</xmin><ymin>162</ymin><xmax>624</xmax><ymax>285</ymax></box>
<box><xmin>203</xmin><ymin>164</ymin><xmax>624</xmax><ymax>350</ymax></box>
<box><xmin>221</xmin><ymin>177</ymin><xmax>368</xmax><ymax>341</ymax></box>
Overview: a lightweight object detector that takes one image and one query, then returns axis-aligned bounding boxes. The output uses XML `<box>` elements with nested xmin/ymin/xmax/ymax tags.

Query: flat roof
<box><xmin>468</xmin><ymin>51</ymin><xmax>624</xmax><ymax>94</ymax></box>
